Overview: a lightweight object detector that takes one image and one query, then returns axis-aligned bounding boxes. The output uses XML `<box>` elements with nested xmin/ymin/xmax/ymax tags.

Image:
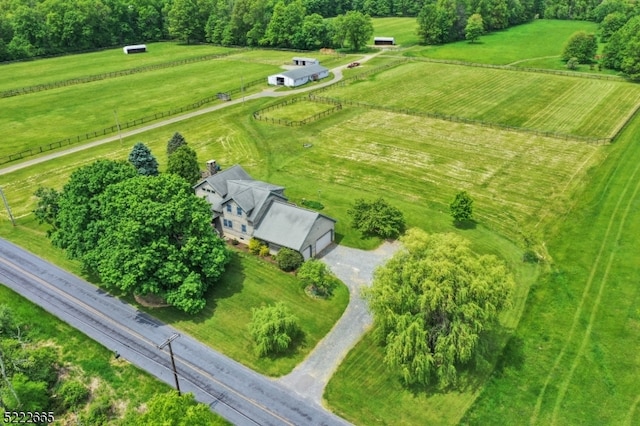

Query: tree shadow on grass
<box><xmin>453</xmin><ymin>219</ymin><xmax>477</xmax><ymax>230</ymax></box>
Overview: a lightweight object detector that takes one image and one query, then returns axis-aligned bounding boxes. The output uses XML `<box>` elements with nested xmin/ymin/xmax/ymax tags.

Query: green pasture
<box><xmin>463</xmin><ymin>99</ymin><xmax>640</xmax><ymax>426</ymax></box>
<box><xmin>259</xmin><ymin>99</ymin><xmax>335</xmax><ymax>121</ymax></box>
<box><xmin>0</xmin><ymin>42</ymin><xmax>236</xmax><ymax>91</ymax></box>
<box><xmin>0</xmin><ymin>284</ymin><xmax>178</xmax><ymax>423</ymax></box>
<box><xmin>371</xmin><ymin>17</ymin><xmax>420</xmax><ymax>47</ymax></box>
<box><xmin>321</xmin><ymin>61</ymin><xmax>640</xmax><ymax>139</ymax></box>
<box><xmin>405</xmin><ymin>19</ymin><xmax>598</xmax><ymax>65</ymax></box>
<box><xmin>0</xmin><ymin>58</ymin><xmax>278</xmax><ymax>160</ymax></box>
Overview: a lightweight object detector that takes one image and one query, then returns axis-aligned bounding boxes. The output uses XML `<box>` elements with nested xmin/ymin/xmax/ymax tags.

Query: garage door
<box><xmin>302</xmin><ymin>246</ymin><xmax>312</xmax><ymax>260</ymax></box>
<box><xmin>315</xmin><ymin>230</ymin><xmax>333</xmax><ymax>255</ymax></box>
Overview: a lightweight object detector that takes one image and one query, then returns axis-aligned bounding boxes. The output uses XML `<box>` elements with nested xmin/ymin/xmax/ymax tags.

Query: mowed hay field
<box><xmin>321</xmin><ymin>61</ymin><xmax>640</xmax><ymax>139</ymax></box>
<box><xmin>266</xmin><ymin>108</ymin><xmax>603</xmax><ymax>239</ymax></box>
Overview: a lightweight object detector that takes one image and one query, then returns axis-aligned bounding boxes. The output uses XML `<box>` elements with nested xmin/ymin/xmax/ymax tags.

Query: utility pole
<box><xmin>113</xmin><ymin>110</ymin><xmax>123</xmax><ymax>146</ymax></box>
<box><xmin>157</xmin><ymin>333</ymin><xmax>181</xmax><ymax>395</ymax></box>
<box><xmin>241</xmin><ymin>74</ymin><xmax>245</xmax><ymax>105</ymax></box>
<box><xmin>0</xmin><ymin>187</ymin><xmax>15</xmax><ymax>226</ymax></box>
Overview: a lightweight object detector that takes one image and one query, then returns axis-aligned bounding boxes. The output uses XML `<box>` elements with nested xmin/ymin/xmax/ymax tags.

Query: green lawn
<box><xmin>405</xmin><ymin>19</ymin><xmax>598</xmax><ymax>65</ymax></box>
<box><xmin>320</xmin><ymin>61</ymin><xmax>640</xmax><ymax>139</ymax></box>
<box><xmin>134</xmin><ymin>251</ymin><xmax>348</xmax><ymax>376</ymax></box>
<box><xmin>0</xmin><ymin>284</ymin><xmax>192</xmax><ymax>424</ymax></box>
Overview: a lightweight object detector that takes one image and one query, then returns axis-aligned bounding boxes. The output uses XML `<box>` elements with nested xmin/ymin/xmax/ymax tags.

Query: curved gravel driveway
<box><xmin>277</xmin><ymin>241</ymin><xmax>400</xmax><ymax>404</ymax></box>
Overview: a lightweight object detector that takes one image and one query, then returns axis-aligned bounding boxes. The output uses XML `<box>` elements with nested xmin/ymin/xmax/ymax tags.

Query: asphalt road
<box><xmin>0</xmin><ymin>238</ymin><xmax>351</xmax><ymax>426</ymax></box>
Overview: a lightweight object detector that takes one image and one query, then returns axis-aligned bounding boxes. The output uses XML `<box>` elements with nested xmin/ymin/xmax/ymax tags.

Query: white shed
<box><xmin>292</xmin><ymin>57</ymin><xmax>319</xmax><ymax>66</ymax></box>
<box><xmin>123</xmin><ymin>44</ymin><xmax>147</xmax><ymax>54</ymax></box>
<box><xmin>267</xmin><ymin>64</ymin><xmax>329</xmax><ymax>88</ymax></box>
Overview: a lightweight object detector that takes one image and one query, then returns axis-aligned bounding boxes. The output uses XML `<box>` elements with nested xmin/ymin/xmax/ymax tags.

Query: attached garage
<box><xmin>315</xmin><ymin>230</ymin><xmax>333</xmax><ymax>255</ymax></box>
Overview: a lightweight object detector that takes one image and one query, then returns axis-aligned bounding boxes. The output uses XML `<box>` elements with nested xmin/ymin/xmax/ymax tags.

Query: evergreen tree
<box><xmin>167</xmin><ymin>132</ymin><xmax>187</xmax><ymax>155</ymax></box>
<box><xmin>128</xmin><ymin>142</ymin><xmax>159</xmax><ymax>176</ymax></box>
<box><xmin>167</xmin><ymin>145</ymin><xmax>201</xmax><ymax>185</ymax></box>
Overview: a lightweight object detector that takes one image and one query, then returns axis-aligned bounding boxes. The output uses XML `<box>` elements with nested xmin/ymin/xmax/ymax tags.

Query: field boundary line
<box><xmin>550</xmin><ymin>172</ymin><xmax>640</xmax><ymax>424</ymax></box>
<box><xmin>252</xmin><ymin>96</ymin><xmax>343</xmax><ymax>126</ymax></box>
<box><xmin>308</xmin><ymin>95</ymin><xmax>609</xmax><ymax>145</ymax></box>
<box><xmin>529</xmin><ymin>160</ymin><xmax>640</xmax><ymax>425</ymax></box>
<box><xmin>408</xmin><ymin>57</ymin><xmax>627</xmax><ymax>82</ymax></box>
<box><xmin>0</xmin><ymin>49</ymin><xmax>247</xmax><ymax>98</ymax></box>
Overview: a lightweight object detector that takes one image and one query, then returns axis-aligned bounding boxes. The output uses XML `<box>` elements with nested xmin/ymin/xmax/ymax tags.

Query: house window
<box><xmin>226</xmin><ymin>204</ymin><xmax>232</xmax><ymax>212</ymax></box>
<box><xmin>241</xmin><ymin>224</ymin><xmax>247</xmax><ymax>233</ymax></box>
<box><xmin>237</xmin><ymin>206</ymin><xmax>242</xmax><ymax>215</ymax></box>
<box><xmin>223</xmin><ymin>219</ymin><xmax>233</xmax><ymax>228</ymax></box>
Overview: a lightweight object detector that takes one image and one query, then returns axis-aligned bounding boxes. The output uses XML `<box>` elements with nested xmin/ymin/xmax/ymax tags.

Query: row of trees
<box><xmin>34</xmin><ymin>137</ymin><xmax>230</xmax><ymax>314</ymax></box>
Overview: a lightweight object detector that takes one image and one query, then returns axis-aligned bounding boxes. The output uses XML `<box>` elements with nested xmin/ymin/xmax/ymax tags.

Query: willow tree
<box><xmin>366</xmin><ymin>229</ymin><xmax>513</xmax><ymax>387</ymax></box>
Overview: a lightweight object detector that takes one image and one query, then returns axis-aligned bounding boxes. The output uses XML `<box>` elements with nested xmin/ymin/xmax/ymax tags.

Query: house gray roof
<box><xmin>225</xmin><ymin>180</ymin><xmax>286</xmax><ymax>222</ymax></box>
<box><xmin>253</xmin><ymin>200</ymin><xmax>336</xmax><ymax>252</ymax></box>
<box><xmin>197</xmin><ymin>165</ymin><xmax>252</xmax><ymax>197</ymax></box>
<box><xmin>278</xmin><ymin>64</ymin><xmax>328</xmax><ymax>80</ymax></box>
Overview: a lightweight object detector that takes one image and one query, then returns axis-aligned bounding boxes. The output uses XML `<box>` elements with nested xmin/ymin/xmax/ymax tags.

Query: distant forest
<box><xmin>0</xmin><ymin>0</ymin><xmax>638</xmax><ymax>62</ymax></box>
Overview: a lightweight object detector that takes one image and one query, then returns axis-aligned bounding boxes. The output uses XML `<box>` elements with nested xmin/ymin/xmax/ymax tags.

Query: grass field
<box><xmin>0</xmin><ymin>42</ymin><xmax>236</xmax><ymax>91</ymax></box>
<box><xmin>371</xmin><ymin>17</ymin><xmax>420</xmax><ymax>47</ymax></box>
<box><xmin>320</xmin><ymin>61</ymin><xmax>640</xmax><ymax>139</ymax></box>
<box><xmin>461</xmin><ymin>98</ymin><xmax>640</xmax><ymax>426</ymax></box>
<box><xmin>405</xmin><ymin>20</ymin><xmax>599</xmax><ymax>65</ymax></box>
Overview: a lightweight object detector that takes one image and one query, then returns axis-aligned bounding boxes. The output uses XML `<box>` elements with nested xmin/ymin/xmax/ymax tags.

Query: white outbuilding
<box><xmin>123</xmin><ymin>44</ymin><xmax>147</xmax><ymax>54</ymax></box>
<box><xmin>292</xmin><ymin>57</ymin><xmax>319</xmax><ymax>66</ymax></box>
<box><xmin>267</xmin><ymin>64</ymin><xmax>329</xmax><ymax>88</ymax></box>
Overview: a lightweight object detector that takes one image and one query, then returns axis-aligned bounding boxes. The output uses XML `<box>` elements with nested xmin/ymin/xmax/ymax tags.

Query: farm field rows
<box><xmin>263</xmin><ymin>108</ymin><xmax>603</xmax><ymax>239</ymax></box>
<box><xmin>320</xmin><ymin>61</ymin><xmax>640</xmax><ymax>139</ymax></box>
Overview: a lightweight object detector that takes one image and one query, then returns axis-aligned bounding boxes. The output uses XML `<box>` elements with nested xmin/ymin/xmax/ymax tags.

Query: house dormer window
<box><xmin>237</xmin><ymin>206</ymin><xmax>242</xmax><ymax>215</ymax></box>
<box><xmin>226</xmin><ymin>204</ymin><xmax>232</xmax><ymax>213</ymax></box>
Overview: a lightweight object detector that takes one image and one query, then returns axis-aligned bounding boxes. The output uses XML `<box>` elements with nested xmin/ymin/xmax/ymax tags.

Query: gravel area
<box><xmin>277</xmin><ymin>241</ymin><xmax>401</xmax><ymax>404</ymax></box>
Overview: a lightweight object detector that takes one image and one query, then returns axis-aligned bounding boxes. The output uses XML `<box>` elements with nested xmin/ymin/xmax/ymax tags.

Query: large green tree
<box><xmin>168</xmin><ymin>0</ymin><xmax>207</xmax><ymax>43</ymax></box>
<box><xmin>603</xmin><ymin>16</ymin><xmax>640</xmax><ymax>80</ymax></box>
<box><xmin>561</xmin><ymin>31</ymin><xmax>597</xmax><ymax>63</ymax></box>
<box><xmin>51</xmin><ymin>160</ymin><xmax>137</xmax><ymax>259</ymax></box>
<box><xmin>365</xmin><ymin>229</ymin><xmax>513</xmax><ymax>387</ymax></box>
<box><xmin>341</xmin><ymin>10</ymin><xmax>373</xmax><ymax>51</ymax></box>
<box><xmin>84</xmin><ymin>174</ymin><xmax>230</xmax><ymax>314</ymax></box>
<box><xmin>167</xmin><ymin>145</ymin><xmax>201</xmax><ymax>185</ymax></box>
<box><xmin>465</xmin><ymin>13</ymin><xmax>484</xmax><ymax>43</ymax></box>
<box><xmin>450</xmin><ymin>190</ymin><xmax>474</xmax><ymax>223</ymax></box>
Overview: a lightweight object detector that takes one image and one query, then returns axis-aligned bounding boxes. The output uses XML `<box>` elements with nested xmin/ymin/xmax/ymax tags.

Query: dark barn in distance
<box><xmin>374</xmin><ymin>37</ymin><xmax>395</xmax><ymax>46</ymax></box>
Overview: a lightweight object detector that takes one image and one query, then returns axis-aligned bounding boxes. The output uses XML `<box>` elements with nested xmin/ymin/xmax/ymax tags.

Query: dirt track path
<box><xmin>0</xmin><ymin>51</ymin><xmax>382</xmax><ymax>176</ymax></box>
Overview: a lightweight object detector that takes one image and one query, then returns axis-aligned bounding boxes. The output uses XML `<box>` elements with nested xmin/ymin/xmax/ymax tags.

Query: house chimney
<box><xmin>206</xmin><ymin>160</ymin><xmax>218</xmax><ymax>176</ymax></box>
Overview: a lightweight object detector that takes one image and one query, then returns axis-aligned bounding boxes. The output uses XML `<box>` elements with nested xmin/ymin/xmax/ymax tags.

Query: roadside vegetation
<box><xmin>0</xmin><ymin>287</ymin><xmax>227</xmax><ymax>425</ymax></box>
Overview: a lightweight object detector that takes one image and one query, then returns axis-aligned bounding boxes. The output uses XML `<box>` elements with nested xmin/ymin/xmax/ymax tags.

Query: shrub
<box><xmin>248</xmin><ymin>303</ymin><xmax>300</xmax><ymax>357</ymax></box>
<box><xmin>450</xmin><ymin>191</ymin><xmax>474</xmax><ymax>223</ymax></box>
<box><xmin>58</xmin><ymin>380</ymin><xmax>89</xmax><ymax>410</ymax></box>
<box><xmin>297</xmin><ymin>259</ymin><xmax>337</xmax><ymax>296</ymax></box>
<box><xmin>347</xmin><ymin>197</ymin><xmax>405</xmax><ymax>239</ymax></box>
<box><xmin>248</xmin><ymin>238</ymin><xmax>264</xmax><ymax>255</ymax></box>
<box><xmin>259</xmin><ymin>245</ymin><xmax>270</xmax><ymax>257</ymax></box>
<box><xmin>276</xmin><ymin>248</ymin><xmax>303</xmax><ymax>271</ymax></box>
<box><xmin>566</xmin><ymin>57</ymin><xmax>579</xmax><ymax>70</ymax></box>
